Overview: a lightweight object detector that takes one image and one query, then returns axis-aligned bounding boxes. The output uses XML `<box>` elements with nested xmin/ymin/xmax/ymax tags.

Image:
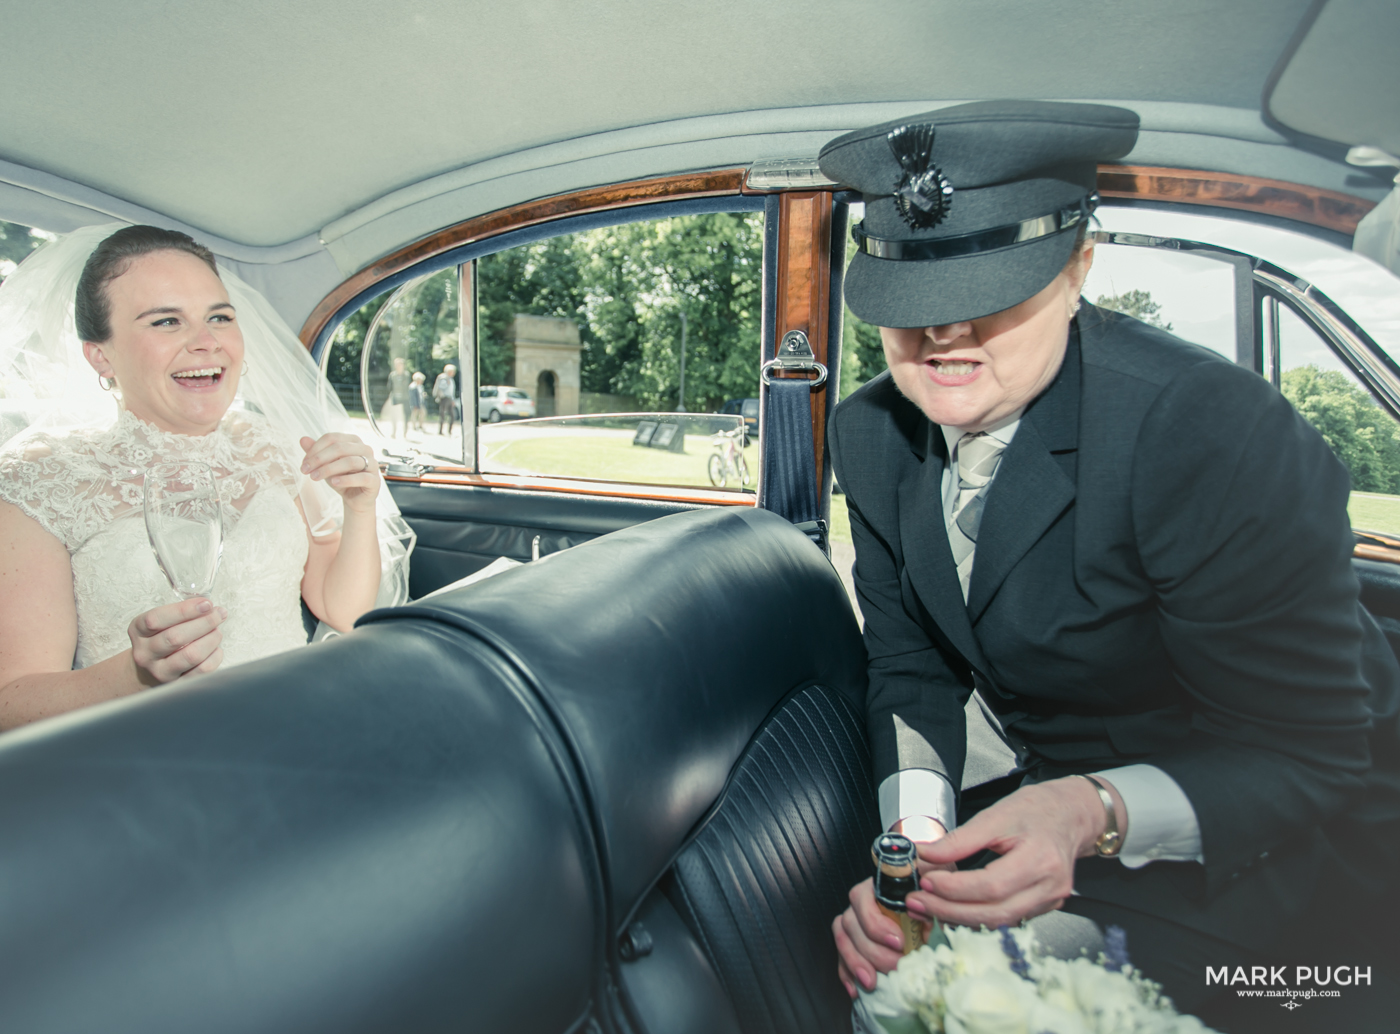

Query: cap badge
<box><xmin>887</xmin><ymin>123</ymin><xmax>954</xmax><ymax>230</ymax></box>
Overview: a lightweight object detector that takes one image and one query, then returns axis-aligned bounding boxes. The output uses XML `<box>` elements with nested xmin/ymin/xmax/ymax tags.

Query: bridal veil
<box><xmin>0</xmin><ymin>223</ymin><xmax>414</xmax><ymax>606</ymax></box>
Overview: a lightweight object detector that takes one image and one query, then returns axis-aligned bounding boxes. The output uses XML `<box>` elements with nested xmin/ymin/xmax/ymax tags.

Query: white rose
<box><xmin>942</xmin><ymin>972</ymin><xmax>1040</xmax><ymax>1034</ymax></box>
<box><xmin>1058</xmin><ymin>961</ymin><xmax>1156</xmax><ymax>1034</ymax></box>
<box><xmin>1026</xmin><ymin>997</ymin><xmax>1093</xmax><ymax>1034</ymax></box>
<box><xmin>943</xmin><ymin>926</ymin><xmax>1017</xmax><ymax>979</ymax></box>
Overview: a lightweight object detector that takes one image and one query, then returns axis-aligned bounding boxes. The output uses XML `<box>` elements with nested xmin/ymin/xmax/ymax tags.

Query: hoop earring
<box><xmin>243</xmin><ymin>362</ymin><xmax>249</xmax><ymax>376</ymax></box>
<box><xmin>98</xmin><ymin>374</ymin><xmax>115</xmax><ymax>391</ymax></box>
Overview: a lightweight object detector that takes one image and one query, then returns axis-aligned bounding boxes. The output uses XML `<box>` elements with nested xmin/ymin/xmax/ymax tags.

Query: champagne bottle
<box><xmin>871</xmin><ymin>833</ymin><xmax>930</xmax><ymax>955</ymax></box>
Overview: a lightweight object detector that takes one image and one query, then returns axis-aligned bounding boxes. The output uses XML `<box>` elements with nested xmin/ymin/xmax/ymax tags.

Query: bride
<box><xmin>0</xmin><ymin>224</ymin><xmax>413</xmax><ymax>729</ymax></box>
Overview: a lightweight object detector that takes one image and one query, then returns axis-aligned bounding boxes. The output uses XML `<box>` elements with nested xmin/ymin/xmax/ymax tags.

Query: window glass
<box><xmin>1276</xmin><ymin>300</ymin><xmax>1400</xmax><ymax>536</ymax></box>
<box><xmin>473</xmin><ymin>209</ymin><xmax>764</xmax><ymax>492</ymax></box>
<box><xmin>1082</xmin><ymin>243</ymin><xmax>1236</xmax><ymax>360</ymax></box>
<box><xmin>839</xmin><ymin>203</ymin><xmax>889</xmax><ymax>400</ymax></box>
<box><xmin>322</xmin><ymin>267</ymin><xmax>464</xmax><ymax>463</ymax></box>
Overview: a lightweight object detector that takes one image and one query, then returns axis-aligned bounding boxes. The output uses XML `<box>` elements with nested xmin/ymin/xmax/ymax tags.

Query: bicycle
<box><xmin>708</xmin><ymin>426</ymin><xmax>750</xmax><ymax>488</ymax></box>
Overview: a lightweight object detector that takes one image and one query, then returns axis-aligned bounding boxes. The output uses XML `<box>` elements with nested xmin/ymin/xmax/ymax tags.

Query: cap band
<box><xmin>853</xmin><ymin>193</ymin><xmax>1098</xmax><ymax>262</ymax></box>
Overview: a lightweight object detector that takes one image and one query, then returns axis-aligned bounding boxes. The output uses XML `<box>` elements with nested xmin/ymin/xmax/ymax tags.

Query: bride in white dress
<box><xmin>0</xmin><ymin>224</ymin><xmax>412</xmax><ymax>729</ymax></box>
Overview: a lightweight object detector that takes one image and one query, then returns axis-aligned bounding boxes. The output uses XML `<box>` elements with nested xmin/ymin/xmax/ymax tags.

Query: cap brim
<box><xmin>843</xmin><ymin>227</ymin><xmax>1079</xmax><ymax>328</ymax></box>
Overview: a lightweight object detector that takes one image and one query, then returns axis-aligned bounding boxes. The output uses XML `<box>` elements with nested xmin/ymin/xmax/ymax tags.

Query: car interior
<box><xmin>1</xmin><ymin>2</ymin><xmax>1398</xmax><ymax>1031</ymax></box>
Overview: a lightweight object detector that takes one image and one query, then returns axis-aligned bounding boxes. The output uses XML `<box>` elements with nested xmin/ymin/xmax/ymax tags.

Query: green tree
<box><xmin>475</xmin><ymin>211</ymin><xmax>764</xmax><ymax>410</ymax></box>
<box><xmin>478</xmin><ymin>235</ymin><xmax>588</xmax><ymax>386</ymax></box>
<box><xmin>580</xmin><ymin>212</ymin><xmax>763</xmax><ymax>410</ymax></box>
<box><xmin>840</xmin><ymin>313</ymin><xmax>886</xmax><ymax>399</ymax></box>
<box><xmin>1282</xmin><ymin>364</ymin><xmax>1400</xmax><ymax>493</ymax></box>
<box><xmin>1095</xmin><ymin>288</ymin><xmax>1173</xmax><ymax>331</ymax></box>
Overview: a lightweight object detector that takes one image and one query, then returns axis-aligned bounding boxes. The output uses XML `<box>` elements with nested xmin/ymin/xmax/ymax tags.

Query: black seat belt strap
<box><xmin>759</xmin><ymin>330</ymin><xmax>828</xmax><ymax>551</ymax></box>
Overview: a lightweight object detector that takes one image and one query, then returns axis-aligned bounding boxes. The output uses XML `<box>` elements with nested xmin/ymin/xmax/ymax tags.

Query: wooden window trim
<box><xmin>770</xmin><ymin>192</ymin><xmax>833</xmax><ymax>490</ymax></box>
<box><xmin>1097</xmin><ymin>165</ymin><xmax>1376</xmax><ymax>235</ymax></box>
<box><xmin>386</xmin><ymin>470</ymin><xmax>757</xmax><ymax>507</ymax></box>
<box><xmin>299</xmin><ymin>169</ymin><xmax>747</xmax><ymax>347</ymax></box>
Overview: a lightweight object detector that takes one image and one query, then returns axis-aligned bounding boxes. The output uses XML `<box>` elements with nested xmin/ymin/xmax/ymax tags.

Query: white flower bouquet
<box><xmin>853</xmin><ymin>923</ymin><xmax>1218</xmax><ymax>1034</ymax></box>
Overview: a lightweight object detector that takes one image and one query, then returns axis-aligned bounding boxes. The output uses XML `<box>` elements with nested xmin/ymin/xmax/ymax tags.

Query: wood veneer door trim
<box><xmin>1097</xmin><ymin>165</ymin><xmax>1376</xmax><ymax>235</ymax></box>
<box><xmin>299</xmin><ymin>168</ymin><xmax>748</xmax><ymax>348</ymax></box>
<box><xmin>771</xmin><ymin>192</ymin><xmax>834</xmax><ymax>491</ymax></box>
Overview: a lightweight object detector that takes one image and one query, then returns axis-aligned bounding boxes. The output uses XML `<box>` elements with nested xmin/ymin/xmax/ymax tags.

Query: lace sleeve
<box><xmin>0</xmin><ymin>433</ymin><xmax>137</xmax><ymax>553</ymax></box>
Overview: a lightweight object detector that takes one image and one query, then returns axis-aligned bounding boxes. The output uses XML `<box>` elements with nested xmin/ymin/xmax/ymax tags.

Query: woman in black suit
<box><xmin>822</xmin><ymin>101</ymin><xmax>1399</xmax><ymax>1029</ymax></box>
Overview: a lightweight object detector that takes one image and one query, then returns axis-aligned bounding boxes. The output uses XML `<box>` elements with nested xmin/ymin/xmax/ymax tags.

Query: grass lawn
<box><xmin>481</xmin><ymin>428</ymin><xmax>758</xmax><ymax>491</ymax></box>
<box><xmin>829</xmin><ymin>493</ymin><xmax>852</xmax><ymax>545</ymax></box>
<box><xmin>1349</xmin><ymin>492</ymin><xmax>1400</xmax><ymax>537</ymax></box>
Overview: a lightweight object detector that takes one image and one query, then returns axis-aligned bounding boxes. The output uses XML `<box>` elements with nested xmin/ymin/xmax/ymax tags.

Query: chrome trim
<box><xmin>1092</xmin><ymin>231</ymin><xmax>1400</xmax><ymax>421</ymax></box>
<box><xmin>1254</xmin><ymin>265</ymin><xmax>1400</xmax><ymax>417</ymax></box>
<box><xmin>357</xmin><ymin>280</ymin><xmax>414</xmax><ymax>441</ymax></box>
<box><xmin>744</xmin><ymin>158</ymin><xmax>838</xmax><ymax>192</ymax></box>
<box><xmin>761</xmin><ymin>329</ymin><xmax>828</xmax><ymax>389</ymax></box>
<box><xmin>1262</xmin><ymin>294</ymin><xmax>1281</xmax><ymax>386</ymax></box>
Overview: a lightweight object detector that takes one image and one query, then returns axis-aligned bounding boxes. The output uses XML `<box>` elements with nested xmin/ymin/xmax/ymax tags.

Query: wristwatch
<box><xmin>1077</xmin><ymin>774</ymin><xmax>1123</xmax><ymax>857</ymax></box>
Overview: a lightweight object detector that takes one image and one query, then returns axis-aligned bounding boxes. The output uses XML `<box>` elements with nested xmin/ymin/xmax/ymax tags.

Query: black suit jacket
<box><xmin>828</xmin><ymin>304</ymin><xmax>1400</xmax><ymax>947</ymax></box>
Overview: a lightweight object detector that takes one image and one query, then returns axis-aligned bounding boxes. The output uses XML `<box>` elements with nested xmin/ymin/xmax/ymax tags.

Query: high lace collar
<box><xmin>107</xmin><ymin>407</ymin><xmax>267</xmax><ymax>472</ymax></box>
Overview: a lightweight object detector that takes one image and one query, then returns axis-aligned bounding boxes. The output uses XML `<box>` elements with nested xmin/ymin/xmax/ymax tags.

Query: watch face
<box><xmin>1097</xmin><ymin>830</ymin><xmax>1123</xmax><ymax>857</ymax></box>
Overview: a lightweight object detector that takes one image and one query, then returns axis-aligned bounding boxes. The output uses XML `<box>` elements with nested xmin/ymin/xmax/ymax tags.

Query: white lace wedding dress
<box><xmin>0</xmin><ymin>409</ymin><xmax>311</xmax><ymax>669</ymax></box>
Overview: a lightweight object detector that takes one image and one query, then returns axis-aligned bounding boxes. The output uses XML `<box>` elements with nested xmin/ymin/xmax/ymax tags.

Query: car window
<box><xmin>321</xmin><ymin>265</ymin><xmax>465</xmax><ymax>461</ymax></box>
<box><xmin>319</xmin><ymin>208</ymin><xmax>764</xmax><ymax>493</ymax></box>
<box><xmin>1083</xmin><ymin>242</ymin><xmax>1237</xmax><ymax>361</ymax></box>
<box><xmin>1272</xmin><ymin>297</ymin><xmax>1400</xmax><ymax>536</ymax></box>
<box><xmin>472</xmin><ymin>209</ymin><xmax>763</xmax><ymax>492</ymax></box>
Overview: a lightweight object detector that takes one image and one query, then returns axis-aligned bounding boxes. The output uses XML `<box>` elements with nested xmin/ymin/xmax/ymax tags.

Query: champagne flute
<box><xmin>143</xmin><ymin>462</ymin><xmax>224</xmax><ymax>600</ymax></box>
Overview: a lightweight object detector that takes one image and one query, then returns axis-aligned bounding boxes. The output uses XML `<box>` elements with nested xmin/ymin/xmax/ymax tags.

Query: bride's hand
<box><xmin>128</xmin><ymin>598</ymin><xmax>227</xmax><ymax>686</ymax></box>
<box><xmin>300</xmin><ymin>434</ymin><xmax>380</xmax><ymax>514</ymax></box>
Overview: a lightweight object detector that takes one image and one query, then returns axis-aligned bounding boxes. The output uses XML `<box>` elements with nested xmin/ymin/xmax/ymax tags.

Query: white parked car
<box><xmin>477</xmin><ymin>385</ymin><xmax>536</xmax><ymax>422</ymax></box>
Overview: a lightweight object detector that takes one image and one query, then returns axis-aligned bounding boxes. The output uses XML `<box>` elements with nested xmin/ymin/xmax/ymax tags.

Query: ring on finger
<box><xmin>359</xmin><ymin>454</ymin><xmax>371</xmax><ymax>473</ymax></box>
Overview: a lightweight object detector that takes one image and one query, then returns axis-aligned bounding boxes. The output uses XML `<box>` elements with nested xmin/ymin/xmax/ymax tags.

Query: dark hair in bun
<box><xmin>75</xmin><ymin>225</ymin><xmax>219</xmax><ymax>342</ymax></box>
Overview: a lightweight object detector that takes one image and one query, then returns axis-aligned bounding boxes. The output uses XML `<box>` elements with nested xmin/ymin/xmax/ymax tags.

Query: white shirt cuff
<box><xmin>1091</xmin><ymin>764</ymin><xmax>1203</xmax><ymax>868</ymax></box>
<box><xmin>878</xmin><ymin>769</ymin><xmax>957</xmax><ymax>835</ymax></box>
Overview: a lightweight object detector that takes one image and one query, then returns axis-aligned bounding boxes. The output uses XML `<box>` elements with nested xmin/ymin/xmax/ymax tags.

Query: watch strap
<box><xmin>1077</xmin><ymin>774</ymin><xmax>1123</xmax><ymax>857</ymax></box>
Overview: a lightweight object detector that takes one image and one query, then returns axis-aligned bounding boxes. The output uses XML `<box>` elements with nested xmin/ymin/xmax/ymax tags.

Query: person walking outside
<box><xmin>409</xmin><ymin>371</ymin><xmax>427</xmax><ymax>433</ymax></box>
<box><xmin>386</xmin><ymin>356</ymin><xmax>410</xmax><ymax>438</ymax></box>
<box><xmin>433</xmin><ymin>364</ymin><xmax>457</xmax><ymax>435</ymax></box>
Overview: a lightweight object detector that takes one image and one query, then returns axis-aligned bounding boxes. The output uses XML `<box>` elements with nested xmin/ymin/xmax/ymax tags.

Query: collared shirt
<box><xmin>879</xmin><ymin>413</ymin><xmax>1204</xmax><ymax>868</ymax></box>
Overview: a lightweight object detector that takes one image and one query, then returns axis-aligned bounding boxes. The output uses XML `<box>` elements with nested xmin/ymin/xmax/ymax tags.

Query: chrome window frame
<box><xmin>1093</xmin><ymin>230</ymin><xmax>1400</xmax><ymax>421</ymax></box>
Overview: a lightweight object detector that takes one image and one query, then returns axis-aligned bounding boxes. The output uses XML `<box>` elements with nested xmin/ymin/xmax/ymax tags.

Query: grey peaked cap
<box><xmin>819</xmin><ymin>100</ymin><xmax>1139</xmax><ymax>327</ymax></box>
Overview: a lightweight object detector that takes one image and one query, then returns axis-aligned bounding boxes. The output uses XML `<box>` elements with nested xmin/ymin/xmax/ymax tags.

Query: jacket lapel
<box><xmin>965</xmin><ymin>325</ymin><xmax>1082</xmax><ymax>623</ymax></box>
<box><xmin>897</xmin><ymin>420</ymin><xmax>989</xmax><ymax>672</ymax></box>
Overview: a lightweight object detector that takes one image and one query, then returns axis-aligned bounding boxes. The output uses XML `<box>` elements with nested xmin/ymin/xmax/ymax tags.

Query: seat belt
<box><xmin>759</xmin><ymin>330</ymin><xmax>829</xmax><ymax>551</ymax></box>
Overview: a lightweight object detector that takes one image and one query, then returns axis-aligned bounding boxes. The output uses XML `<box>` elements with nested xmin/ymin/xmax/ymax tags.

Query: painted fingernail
<box><xmin>905</xmin><ymin>897</ymin><xmax>926</xmax><ymax>915</ymax></box>
<box><xmin>885</xmin><ymin>933</ymin><xmax>903</xmax><ymax>949</ymax></box>
<box><xmin>860</xmin><ymin>969</ymin><xmax>875</xmax><ymax>990</ymax></box>
<box><xmin>921</xmin><ymin>877</ymin><xmax>935</xmax><ymax>892</ymax></box>
<box><xmin>218</xmin><ymin>607</ymin><xmax>229</xmax><ymax>620</ymax></box>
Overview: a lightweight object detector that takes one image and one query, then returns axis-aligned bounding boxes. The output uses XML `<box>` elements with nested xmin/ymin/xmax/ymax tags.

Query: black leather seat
<box><xmin>0</xmin><ymin>506</ymin><xmax>873</xmax><ymax>1034</ymax></box>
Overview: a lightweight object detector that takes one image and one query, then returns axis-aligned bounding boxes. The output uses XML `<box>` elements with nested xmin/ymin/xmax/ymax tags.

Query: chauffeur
<box><xmin>823</xmin><ymin>101</ymin><xmax>1400</xmax><ymax>1024</ymax></box>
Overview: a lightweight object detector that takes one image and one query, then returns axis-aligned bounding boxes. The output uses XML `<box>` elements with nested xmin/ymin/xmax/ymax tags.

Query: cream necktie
<box><xmin>948</xmin><ymin>432</ymin><xmax>1007</xmax><ymax>600</ymax></box>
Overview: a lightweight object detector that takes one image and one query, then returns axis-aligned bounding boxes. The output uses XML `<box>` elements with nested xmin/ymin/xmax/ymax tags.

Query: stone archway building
<box><xmin>504</xmin><ymin>314</ymin><xmax>581</xmax><ymax>417</ymax></box>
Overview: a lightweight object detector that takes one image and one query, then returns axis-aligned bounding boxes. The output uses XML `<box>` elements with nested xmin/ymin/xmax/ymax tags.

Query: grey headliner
<box><xmin>1</xmin><ymin>0</ymin><xmax>1390</xmax><ymax>329</ymax></box>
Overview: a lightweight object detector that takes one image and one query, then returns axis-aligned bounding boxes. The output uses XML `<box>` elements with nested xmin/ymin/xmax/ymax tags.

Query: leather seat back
<box><xmin>376</xmin><ymin>507</ymin><xmax>873</xmax><ymax>1034</ymax></box>
<box><xmin>0</xmin><ymin>621</ymin><xmax>601</xmax><ymax>1034</ymax></box>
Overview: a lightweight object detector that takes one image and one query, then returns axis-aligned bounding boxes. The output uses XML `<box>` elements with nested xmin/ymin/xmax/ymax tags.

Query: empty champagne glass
<box><xmin>143</xmin><ymin>462</ymin><xmax>224</xmax><ymax>600</ymax></box>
